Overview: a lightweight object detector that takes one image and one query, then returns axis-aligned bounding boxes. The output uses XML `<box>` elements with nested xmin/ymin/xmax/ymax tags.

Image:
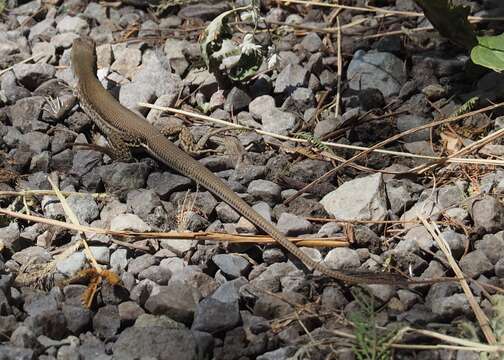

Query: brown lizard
<box><xmin>71</xmin><ymin>36</ymin><xmax>445</xmax><ymax>286</ymax></box>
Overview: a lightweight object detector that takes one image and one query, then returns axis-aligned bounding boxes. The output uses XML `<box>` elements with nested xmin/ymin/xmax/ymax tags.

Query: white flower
<box><xmin>240</xmin><ymin>34</ymin><xmax>261</xmax><ymax>56</ymax></box>
<box><xmin>267</xmin><ymin>53</ymin><xmax>280</xmax><ymax>70</ymax></box>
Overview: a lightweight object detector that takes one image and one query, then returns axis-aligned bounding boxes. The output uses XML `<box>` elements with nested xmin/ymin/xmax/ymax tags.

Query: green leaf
<box><xmin>471</xmin><ymin>33</ymin><xmax>504</xmax><ymax>72</ymax></box>
<box><xmin>413</xmin><ymin>0</ymin><xmax>477</xmax><ymax>49</ymax></box>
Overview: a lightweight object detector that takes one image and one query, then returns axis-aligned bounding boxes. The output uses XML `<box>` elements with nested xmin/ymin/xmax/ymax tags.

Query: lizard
<box><xmin>70</xmin><ymin>36</ymin><xmax>434</xmax><ymax>286</ymax></box>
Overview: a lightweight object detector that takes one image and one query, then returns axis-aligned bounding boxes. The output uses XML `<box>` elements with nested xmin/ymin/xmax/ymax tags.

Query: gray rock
<box><xmin>112</xmin><ymin>326</ymin><xmax>202</xmax><ymax>360</ymax></box>
<box><xmin>274</xmin><ymin>64</ymin><xmax>309</xmax><ymax>95</ymax></box>
<box><xmin>313</xmin><ymin>118</ymin><xmax>338</xmax><ymax>138</ymax></box>
<box><xmin>13</xmin><ymin>63</ymin><xmax>56</xmax><ymax>91</ymax></box>
<box><xmin>358</xmin><ymin>88</ymin><xmax>385</xmax><ymax>111</ymax></box>
<box><xmin>440</xmin><ymin>230</ymin><xmax>466</xmax><ymax>258</ymax></box>
<box><xmin>209</xmin><ymin>90</ymin><xmax>226</xmax><ymax>110</ymax></box>
<box><xmin>56</xmin><ymin>15</ymin><xmax>89</xmax><ymax>35</ymax></box>
<box><xmin>444</xmin><ymin>207</ymin><xmax>469</xmax><ymax>222</ymax></box>
<box><xmin>0</xmin><ymin>289</ymin><xmax>11</xmax><ymax>315</ymax></box>
<box><xmin>321</xmin><ymin>286</ymin><xmax>348</xmax><ymax>310</ymax></box>
<box><xmin>118</xmin><ymin>301</ymin><xmax>145</xmax><ymax>325</ymax></box>
<box><xmin>111</xmin><ymin>47</ymin><xmax>141</xmax><ymax>79</ymax></box>
<box><xmin>254</xmin><ymin>291</ymin><xmax>304</xmax><ymax>319</ymax></box>
<box><xmin>471</xmin><ymin>196</ymin><xmax>504</xmax><ymax>233</ymax></box>
<box><xmin>163</xmin><ymin>39</ymin><xmax>189</xmax><ymax>75</ymax></box>
<box><xmin>306</xmin><ymin>52</ymin><xmax>324</xmax><ymax>75</ymax></box>
<box><xmin>169</xmin><ymin>266</ymin><xmax>218</xmax><ymax>298</ymax></box>
<box><xmin>65</xmin><ymin>111</ymin><xmax>92</xmax><ymax>132</ymax></box>
<box><xmin>257</xmin><ymin>346</ymin><xmax>297</xmax><ymax>360</ymax></box>
<box><xmin>10</xmin><ymin>325</ymin><xmax>42</xmax><ymax>352</ymax></box>
<box><xmin>110</xmin><ymin>213</ymin><xmax>151</xmax><ymax>232</ymax></box>
<box><xmin>277</xmin><ymin>51</ymin><xmax>300</xmax><ymax>68</ymax></box>
<box><xmin>224</xmin><ymin>87</ymin><xmax>251</xmax><ymax>112</ymax></box>
<box><xmin>403</xmin><ymin>226</ymin><xmax>435</xmax><ymax>252</ymax></box>
<box><xmin>192</xmin><ymin>297</ymin><xmax>240</xmax><ymax>334</ymax></box>
<box><xmin>396</xmin><ymin>114</ymin><xmax>431</xmax><ymax>142</ymax></box>
<box><xmin>93</xmin><ymin>305</ymin><xmax>120</xmax><ymax>338</ymax></box>
<box><xmin>83</xmin><ymin>2</ymin><xmax>108</xmax><ymax>24</ymax></box>
<box><xmin>110</xmin><ymin>249</ymin><xmax>128</xmax><ymax>272</ymax></box>
<box><xmin>23</xmin><ymin>293</ymin><xmax>58</xmax><ymax>317</ymax></box>
<box><xmin>144</xmin><ymin>282</ymin><xmax>202</xmax><ymax>325</ymax></box>
<box><xmin>9</xmin><ymin>96</ymin><xmax>46</xmax><ymax>132</ymax></box>
<box><xmin>134</xmin><ymin>313</ymin><xmax>184</xmax><ymax>329</ymax></box>
<box><xmin>324</xmin><ymin>248</ymin><xmax>360</xmax><ymax>270</ymax></box>
<box><xmin>24</xmin><ymin>309</ymin><xmax>67</xmax><ymax>339</ymax></box>
<box><xmin>147</xmin><ymin>171</ymin><xmax>192</xmax><ymax>199</ymax></box>
<box><xmin>71</xmin><ymin>149</ymin><xmax>102</xmax><ymax>178</ymax></box>
<box><xmin>459</xmin><ymin>250</ymin><xmax>493</xmax><ymax>278</ymax></box>
<box><xmin>78</xmin><ymin>333</ymin><xmax>107</xmax><ymax>359</ymax></box>
<box><xmin>184</xmin><ymin>68</ymin><xmax>218</xmax><ymax>98</ymax></box>
<box><xmin>1</xmin><ymin>71</ymin><xmax>31</xmax><ymax>104</ymax></box>
<box><xmin>88</xmin><ymin>247</ymin><xmax>110</xmax><ymax>265</ymax></box>
<box><xmin>100</xmin><ymin>199</ymin><xmax>127</xmax><ymax>224</ymax></box>
<box><xmin>99</xmin><ymin>162</ymin><xmax>150</xmax><ymax>199</ymax></box>
<box><xmin>363</xmin><ymin>284</ymin><xmax>396</xmax><ymax>303</ymax></box>
<box><xmin>0</xmin><ymin>346</ymin><xmax>34</xmax><ymax>360</ymax></box>
<box><xmin>0</xmin><ymin>222</ymin><xmax>24</xmax><ymax>253</ymax></box>
<box><xmin>431</xmin><ymin>293</ymin><xmax>471</xmax><ymax>319</ymax></box>
<box><xmin>65</xmin><ymin>194</ymin><xmax>99</xmax><ymax>224</ymax></box>
<box><xmin>138</xmin><ymin>265</ymin><xmax>172</xmax><ymax>285</ymax></box>
<box><xmin>401</xmin><ymin>195</ymin><xmax>442</xmax><ymax>228</ymax></box>
<box><xmin>62</xmin><ymin>304</ymin><xmax>92</xmax><ymax>335</ymax></box>
<box><xmin>475</xmin><ymin>231</ymin><xmax>504</xmax><ymax>264</ymax></box>
<box><xmin>51</xmin><ymin>32</ymin><xmax>79</xmax><ymax>50</ymax></box>
<box><xmin>215</xmin><ymin>202</ymin><xmax>240</xmax><ymax>223</ymax></box>
<box><xmin>281</xmin><ymin>87</ymin><xmax>314</xmax><ymax>113</ymax></box>
<box><xmin>127</xmin><ymin>254</ymin><xmax>156</xmax><ymax>275</ymax></box>
<box><xmin>119</xmin><ymin>53</ymin><xmax>182</xmax><ymax>114</ymax></box>
<box><xmin>130</xmin><ymin>279</ymin><xmax>159</xmax><ymax>306</ymax></box>
<box><xmin>29</xmin><ymin>17</ymin><xmax>56</xmax><ymax>41</ymax></box>
<box><xmin>11</xmin><ymin>246</ymin><xmax>51</xmax><ymax>266</ymax></box>
<box><xmin>171</xmin><ymin>191</ymin><xmax>217</xmax><ymax>218</ymax></box>
<box><xmin>56</xmin><ymin>252</ymin><xmax>86</xmax><ymax>277</ymax></box>
<box><xmin>321</xmin><ymin>173</ymin><xmax>387</xmax><ymax>223</ymax></box>
<box><xmin>0</xmin><ymin>315</ymin><xmax>18</xmax><ymax>337</ymax></box>
<box><xmin>178</xmin><ymin>2</ymin><xmax>230</xmax><ymax>20</ymax></box>
<box><xmin>385</xmin><ymin>179</ymin><xmax>417</xmax><ymax>215</ymax></box>
<box><xmin>495</xmin><ymin>258</ymin><xmax>504</xmax><ymax>278</ymax></box>
<box><xmin>229</xmin><ymin>164</ymin><xmax>267</xmax><ymax>185</ymax></box>
<box><xmin>126</xmin><ymin>189</ymin><xmax>161</xmax><ymax>221</ymax></box>
<box><xmin>261</xmin><ymin>108</ymin><xmax>296</xmax><ymax>135</ymax></box>
<box><xmin>20</xmin><ymin>131</ymin><xmax>50</xmax><ymax>153</ymax></box>
<box><xmin>252</xmin><ymin>202</ymin><xmax>273</xmax><ymax>224</ymax></box>
<box><xmin>212</xmin><ymin>254</ymin><xmax>250</xmax><ymax>278</ymax></box>
<box><xmin>318</xmin><ymin>222</ymin><xmax>342</xmax><ymax>237</ymax></box>
<box><xmin>301</xmin><ymin>33</ymin><xmax>322</xmax><ymax>52</ymax></box>
<box><xmin>211</xmin><ymin>277</ymin><xmax>248</xmax><ymax>304</ymax></box>
<box><xmin>277</xmin><ymin>213</ymin><xmax>312</xmax><ymax>236</ymax></box>
<box><xmin>347</xmin><ymin>50</ymin><xmax>406</xmax><ymax>97</ymax></box>
<box><xmin>247</xmin><ymin>179</ymin><xmax>282</xmax><ymax>206</ymax></box>
<box><xmin>30</xmin><ymin>151</ymin><xmax>50</xmax><ymax>172</ymax></box>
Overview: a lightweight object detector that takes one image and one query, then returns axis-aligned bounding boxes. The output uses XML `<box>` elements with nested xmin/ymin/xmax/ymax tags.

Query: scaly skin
<box><xmin>71</xmin><ymin>36</ymin><xmax>412</xmax><ymax>285</ymax></box>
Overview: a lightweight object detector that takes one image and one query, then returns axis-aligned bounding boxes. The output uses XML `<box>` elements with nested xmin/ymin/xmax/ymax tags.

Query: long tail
<box><xmin>146</xmin><ymin>135</ymin><xmax>408</xmax><ymax>285</ymax></box>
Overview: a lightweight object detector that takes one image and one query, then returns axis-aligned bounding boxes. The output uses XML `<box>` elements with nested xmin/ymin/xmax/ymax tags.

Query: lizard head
<box><xmin>71</xmin><ymin>36</ymin><xmax>97</xmax><ymax>76</ymax></box>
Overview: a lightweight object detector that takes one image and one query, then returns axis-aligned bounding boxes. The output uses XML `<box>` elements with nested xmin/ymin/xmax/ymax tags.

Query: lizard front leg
<box><xmin>161</xmin><ymin>125</ymin><xmax>227</xmax><ymax>157</ymax></box>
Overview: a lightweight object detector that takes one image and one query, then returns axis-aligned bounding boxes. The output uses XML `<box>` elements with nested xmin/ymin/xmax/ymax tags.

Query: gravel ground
<box><xmin>1</xmin><ymin>0</ymin><xmax>504</xmax><ymax>359</ymax></box>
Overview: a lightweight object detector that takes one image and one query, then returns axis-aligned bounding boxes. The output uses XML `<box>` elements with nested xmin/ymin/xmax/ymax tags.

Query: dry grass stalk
<box><xmin>419</xmin><ymin>215</ymin><xmax>497</xmax><ymax>345</ymax></box>
<box><xmin>0</xmin><ymin>207</ymin><xmax>349</xmax><ymax>248</ymax></box>
<box><xmin>138</xmin><ymin>102</ymin><xmax>504</xmax><ymax>168</ymax></box>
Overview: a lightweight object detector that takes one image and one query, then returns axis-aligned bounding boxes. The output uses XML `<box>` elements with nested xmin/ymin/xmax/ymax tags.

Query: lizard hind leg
<box><xmin>105</xmin><ymin>131</ymin><xmax>136</xmax><ymax>162</ymax></box>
